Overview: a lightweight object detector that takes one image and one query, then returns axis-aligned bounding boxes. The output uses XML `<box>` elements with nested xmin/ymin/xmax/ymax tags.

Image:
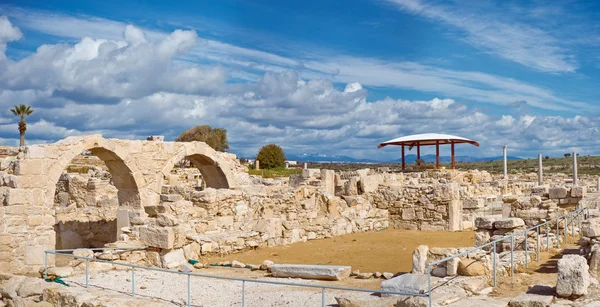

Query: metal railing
<box><xmin>425</xmin><ymin>206</ymin><xmax>589</xmax><ymax>307</ymax></box>
<box><xmin>44</xmin><ymin>247</ymin><xmax>425</xmax><ymax>307</ymax></box>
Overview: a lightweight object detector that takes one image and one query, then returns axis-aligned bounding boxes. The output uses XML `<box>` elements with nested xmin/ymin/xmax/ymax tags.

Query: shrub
<box><xmin>176</xmin><ymin>125</ymin><xmax>229</xmax><ymax>152</ymax></box>
<box><xmin>256</xmin><ymin>144</ymin><xmax>286</xmax><ymax>169</ymax></box>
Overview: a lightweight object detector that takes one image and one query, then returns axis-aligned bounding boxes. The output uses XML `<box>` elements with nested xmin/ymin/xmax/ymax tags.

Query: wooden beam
<box><xmin>451</xmin><ymin>141</ymin><xmax>455</xmax><ymax>169</ymax></box>
<box><xmin>436</xmin><ymin>140</ymin><xmax>440</xmax><ymax>168</ymax></box>
<box><xmin>402</xmin><ymin>145</ymin><xmax>405</xmax><ymax>171</ymax></box>
<box><xmin>417</xmin><ymin>142</ymin><xmax>421</xmax><ymax>163</ymax></box>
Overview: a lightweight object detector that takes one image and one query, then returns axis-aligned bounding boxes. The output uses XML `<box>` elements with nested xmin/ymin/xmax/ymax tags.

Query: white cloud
<box><xmin>0</xmin><ymin>15</ymin><xmax>599</xmax><ymax>160</ymax></box>
<box><xmin>385</xmin><ymin>0</ymin><xmax>577</xmax><ymax>73</ymax></box>
<box><xmin>0</xmin><ymin>15</ymin><xmax>21</xmax><ymax>57</ymax></box>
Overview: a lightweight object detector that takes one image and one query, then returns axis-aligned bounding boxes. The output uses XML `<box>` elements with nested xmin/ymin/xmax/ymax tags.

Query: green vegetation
<box><xmin>256</xmin><ymin>144</ymin><xmax>286</xmax><ymax>169</ymax></box>
<box><xmin>176</xmin><ymin>125</ymin><xmax>229</xmax><ymax>152</ymax></box>
<box><xmin>248</xmin><ymin>166</ymin><xmax>302</xmax><ymax>178</ymax></box>
<box><xmin>9</xmin><ymin>104</ymin><xmax>34</xmax><ymax>147</ymax></box>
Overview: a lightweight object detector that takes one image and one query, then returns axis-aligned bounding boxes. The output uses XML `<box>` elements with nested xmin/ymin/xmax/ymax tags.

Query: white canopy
<box><xmin>378</xmin><ymin>133</ymin><xmax>479</xmax><ymax>148</ymax></box>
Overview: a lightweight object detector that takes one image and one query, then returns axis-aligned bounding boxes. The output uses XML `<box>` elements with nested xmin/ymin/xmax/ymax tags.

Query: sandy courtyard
<box><xmin>203</xmin><ymin>229</ymin><xmax>475</xmax><ymax>273</ymax></box>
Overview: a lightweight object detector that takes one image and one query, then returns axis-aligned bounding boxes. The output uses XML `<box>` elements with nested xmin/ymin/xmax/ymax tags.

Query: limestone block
<box><xmin>589</xmin><ymin>245</ymin><xmax>600</xmax><ymax>278</ymax></box>
<box><xmin>474</xmin><ymin>229</ymin><xmax>492</xmax><ymax>246</ymax></box>
<box><xmin>457</xmin><ymin>259</ymin><xmax>486</xmax><ymax>276</ymax></box>
<box><xmin>530</xmin><ymin>186</ymin><xmax>549</xmax><ymax>197</ymax></box>
<box><xmin>411</xmin><ymin>245</ymin><xmax>428</xmax><ymax>274</ymax></box>
<box><xmin>556</xmin><ymin>255</ymin><xmax>590</xmax><ymax>298</ymax></box>
<box><xmin>433</xmin><ymin>184</ymin><xmax>459</xmax><ymax>201</ymax></box>
<box><xmin>445</xmin><ymin>257</ymin><xmax>460</xmax><ymax>276</ymax></box>
<box><xmin>183</xmin><ymin>242</ymin><xmax>200</xmax><ymax>260</ymax></box>
<box><xmin>24</xmin><ymin>245</ymin><xmax>45</xmax><ymax>265</ymax></box>
<box><xmin>15</xmin><ymin>159</ymin><xmax>44</xmax><ymax>175</ymax></box>
<box><xmin>344</xmin><ymin>177</ymin><xmax>359</xmax><ymax>196</ymax></box>
<box><xmin>321</xmin><ymin>169</ymin><xmax>335</xmax><ymax>195</ymax></box>
<box><xmin>549</xmin><ymin>187</ymin><xmax>568</xmax><ymax>199</ymax></box>
<box><xmin>46</xmin><ymin>266</ymin><xmax>74</xmax><ymax>277</ymax></box>
<box><xmin>157</xmin><ymin>213</ymin><xmax>181</xmax><ymax>227</ymax></box>
<box><xmin>508</xmin><ymin>293</ymin><xmax>554</xmax><ymax>307</ymax></box>
<box><xmin>475</xmin><ymin>216</ymin><xmax>497</xmax><ymax>230</ymax></box>
<box><xmin>402</xmin><ymin>208</ymin><xmax>416</xmax><ymax>220</ymax></box>
<box><xmin>358</xmin><ymin>175</ymin><xmax>379</xmax><ymax>194</ymax></box>
<box><xmin>302</xmin><ymin>169</ymin><xmax>320</xmax><ymax>179</ymax></box>
<box><xmin>582</xmin><ymin>218</ymin><xmax>600</xmax><ymax>238</ymax></box>
<box><xmin>448</xmin><ymin>200</ymin><xmax>462</xmax><ymax>231</ymax></box>
<box><xmin>161</xmin><ymin>248</ymin><xmax>186</xmax><ymax>269</ymax></box>
<box><xmin>270</xmin><ymin>264</ymin><xmax>351</xmax><ymax>281</ymax></box>
<box><xmin>380</xmin><ymin>274</ymin><xmax>431</xmax><ymax>296</ymax></box>
<box><xmin>515</xmin><ymin>209</ymin><xmax>548</xmax><ymax>220</ymax></box>
<box><xmin>160</xmin><ymin>194</ymin><xmax>182</xmax><ymax>202</ymax></box>
<box><xmin>529</xmin><ymin>195</ymin><xmax>543</xmax><ymax>207</ymax></box>
<box><xmin>139</xmin><ymin>226</ymin><xmax>174</xmax><ymax>249</ymax></box>
<box><xmin>571</xmin><ymin>186</ymin><xmax>587</xmax><ymax>198</ymax></box>
<box><xmin>463</xmin><ymin>198</ymin><xmax>484</xmax><ymax>209</ymax></box>
<box><xmin>494</xmin><ymin>218</ymin><xmax>525</xmax><ymax>229</ymax></box>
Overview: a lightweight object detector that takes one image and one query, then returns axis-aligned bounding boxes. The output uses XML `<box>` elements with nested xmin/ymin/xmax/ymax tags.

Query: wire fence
<box><xmin>426</xmin><ymin>205</ymin><xmax>589</xmax><ymax>307</ymax></box>
<box><xmin>44</xmin><ymin>248</ymin><xmax>425</xmax><ymax>307</ymax></box>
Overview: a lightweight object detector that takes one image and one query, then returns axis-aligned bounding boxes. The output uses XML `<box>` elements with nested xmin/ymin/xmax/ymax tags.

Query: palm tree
<box><xmin>9</xmin><ymin>104</ymin><xmax>34</xmax><ymax>147</ymax></box>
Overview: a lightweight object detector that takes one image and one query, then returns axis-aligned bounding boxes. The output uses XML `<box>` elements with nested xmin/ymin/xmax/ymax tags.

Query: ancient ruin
<box><xmin>2</xmin><ymin>135</ymin><xmax>600</xmax><ymax>306</ymax></box>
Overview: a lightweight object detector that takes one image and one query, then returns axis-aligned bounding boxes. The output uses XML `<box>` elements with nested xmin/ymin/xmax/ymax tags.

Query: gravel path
<box><xmin>66</xmin><ymin>268</ymin><xmax>383</xmax><ymax>306</ymax></box>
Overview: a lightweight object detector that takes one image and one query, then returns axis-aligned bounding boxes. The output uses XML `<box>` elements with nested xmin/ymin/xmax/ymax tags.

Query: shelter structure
<box><xmin>377</xmin><ymin>133</ymin><xmax>480</xmax><ymax>170</ymax></box>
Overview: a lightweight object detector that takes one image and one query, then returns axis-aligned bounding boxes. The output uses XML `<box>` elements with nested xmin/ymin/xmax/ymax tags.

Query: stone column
<box><xmin>321</xmin><ymin>169</ymin><xmax>335</xmax><ymax>195</ymax></box>
<box><xmin>503</xmin><ymin>145</ymin><xmax>508</xmax><ymax>179</ymax></box>
<box><xmin>303</xmin><ymin>162</ymin><xmax>307</xmax><ymax>169</ymax></box>
<box><xmin>538</xmin><ymin>153</ymin><xmax>543</xmax><ymax>186</ymax></box>
<box><xmin>573</xmin><ymin>152</ymin><xmax>578</xmax><ymax>186</ymax></box>
<box><xmin>254</xmin><ymin>160</ymin><xmax>260</xmax><ymax>170</ymax></box>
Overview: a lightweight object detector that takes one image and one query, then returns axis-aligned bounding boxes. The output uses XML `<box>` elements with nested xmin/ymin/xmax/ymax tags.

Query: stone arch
<box><xmin>44</xmin><ymin>136</ymin><xmax>144</xmax><ymax>209</ymax></box>
<box><xmin>160</xmin><ymin>142</ymin><xmax>235</xmax><ymax>190</ymax></box>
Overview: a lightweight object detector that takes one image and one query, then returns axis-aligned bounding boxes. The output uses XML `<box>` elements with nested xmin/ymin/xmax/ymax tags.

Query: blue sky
<box><xmin>0</xmin><ymin>0</ymin><xmax>600</xmax><ymax>160</ymax></box>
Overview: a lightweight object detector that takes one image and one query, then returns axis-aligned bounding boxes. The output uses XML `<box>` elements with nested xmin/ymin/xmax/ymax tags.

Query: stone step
<box><xmin>270</xmin><ymin>264</ymin><xmax>351</xmax><ymax>281</ymax></box>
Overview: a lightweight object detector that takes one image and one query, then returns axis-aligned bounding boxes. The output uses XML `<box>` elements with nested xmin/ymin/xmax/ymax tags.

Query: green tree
<box><xmin>176</xmin><ymin>125</ymin><xmax>229</xmax><ymax>152</ymax></box>
<box><xmin>9</xmin><ymin>104</ymin><xmax>34</xmax><ymax>147</ymax></box>
<box><xmin>256</xmin><ymin>144</ymin><xmax>286</xmax><ymax>169</ymax></box>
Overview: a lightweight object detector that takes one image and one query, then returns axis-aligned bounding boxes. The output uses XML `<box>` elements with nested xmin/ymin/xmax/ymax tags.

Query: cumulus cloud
<box><xmin>0</xmin><ymin>15</ymin><xmax>22</xmax><ymax>57</ymax></box>
<box><xmin>0</xmin><ymin>16</ymin><xmax>599</xmax><ymax>160</ymax></box>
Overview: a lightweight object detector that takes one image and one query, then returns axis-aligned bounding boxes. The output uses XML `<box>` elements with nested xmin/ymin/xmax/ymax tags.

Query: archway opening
<box><xmin>174</xmin><ymin>154</ymin><xmax>230</xmax><ymax>190</ymax></box>
<box><xmin>53</xmin><ymin>147</ymin><xmax>140</xmax><ymax>264</ymax></box>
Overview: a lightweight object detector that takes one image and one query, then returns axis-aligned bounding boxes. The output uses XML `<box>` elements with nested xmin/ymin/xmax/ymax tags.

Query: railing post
<box><xmin>242</xmin><ymin>280</ymin><xmax>245</xmax><ymax>307</ymax></box>
<box><xmin>321</xmin><ymin>287</ymin><xmax>325</xmax><ymax>307</ymax></box>
<box><xmin>525</xmin><ymin>232</ymin><xmax>529</xmax><ymax>268</ymax></box>
<box><xmin>571</xmin><ymin>213</ymin><xmax>575</xmax><ymax>237</ymax></box>
<box><xmin>44</xmin><ymin>252</ymin><xmax>48</xmax><ymax>280</ymax></box>
<box><xmin>564</xmin><ymin>216</ymin><xmax>568</xmax><ymax>244</ymax></box>
<box><xmin>85</xmin><ymin>259</ymin><xmax>89</xmax><ymax>288</ymax></box>
<box><xmin>536</xmin><ymin>227</ymin><xmax>540</xmax><ymax>261</ymax></box>
<box><xmin>546</xmin><ymin>224</ymin><xmax>550</xmax><ymax>251</ymax></box>
<box><xmin>556</xmin><ymin>219</ymin><xmax>560</xmax><ymax>247</ymax></box>
<box><xmin>493</xmin><ymin>241</ymin><xmax>497</xmax><ymax>287</ymax></box>
<box><xmin>131</xmin><ymin>266</ymin><xmax>135</xmax><ymax>296</ymax></box>
<box><xmin>187</xmin><ymin>273</ymin><xmax>191</xmax><ymax>307</ymax></box>
<box><xmin>510</xmin><ymin>235</ymin><xmax>514</xmax><ymax>277</ymax></box>
<box><xmin>427</xmin><ymin>264</ymin><xmax>432</xmax><ymax>307</ymax></box>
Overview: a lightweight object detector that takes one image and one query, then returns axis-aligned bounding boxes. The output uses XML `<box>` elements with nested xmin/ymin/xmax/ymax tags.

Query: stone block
<box><xmin>571</xmin><ymin>186</ymin><xmax>587</xmax><ymax>198</ymax></box>
<box><xmin>380</xmin><ymin>273</ymin><xmax>431</xmax><ymax>296</ymax></box>
<box><xmin>549</xmin><ymin>187</ymin><xmax>568</xmax><ymax>199</ymax></box>
<box><xmin>433</xmin><ymin>184</ymin><xmax>459</xmax><ymax>201</ymax></box>
<box><xmin>344</xmin><ymin>177</ymin><xmax>359</xmax><ymax>196</ymax></box>
<box><xmin>508</xmin><ymin>293</ymin><xmax>554</xmax><ymax>307</ymax></box>
<box><xmin>556</xmin><ymin>254</ymin><xmax>590</xmax><ymax>298</ymax></box>
<box><xmin>475</xmin><ymin>216</ymin><xmax>497</xmax><ymax>230</ymax></box>
<box><xmin>457</xmin><ymin>259</ymin><xmax>486</xmax><ymax>276</ymax></box>
<box><xmin>270</xmin><ymin>264</ymin><xmax>351</xmax><ymax>281</ymax></box>
<box><xmin>24</xmin><ymin>245</ymin><xmax>45</xmax><ymax>265</ymax></box>
<box><xmin>139</xmin><ymin>226</ymin><xmax>174</xmax><ymax>249</ymax></box>
<box><xmin>582</xmin><ymin>218</ymin><xmax>600</xmax><ymax>238</ymax></box>
<box><xmin>359</xmin><ymin>175</ymin><xmax>379</xmax><ymax>194</ymax></box>
<box><xmin>160</xmin><ymin>194</ymin><xmax>182</xmax><ymax>202</ymax></box>
<box><xmin>161</xmin><ymin>248</ymin><xmax>186</xmax><ymax>269</ymax></box>
<box><xmin>463</xmin><ymin>198</ymin><xmax>484</xmax><ymax>209</ymax></box>
<box><xmin>15</xmin><ymin>159</ymin><xmax>44</xmax><ymax>175</ymax></box>
<box><xmin>412</xmin><ymin>245</ymin><xmax>428</xmax><ymax>274</ymax></box>
<box><xmin>448</xmin><ymin>200</ymin><xmax>462</xmax><ymax>231</ymax></box>
<box><xmin>321</xmin><ymin>169</ymin><xmax>335</xmax><ymax>195</ymax></box>
<box><xmin>474</xmin><ymin>229</ymin><xmax>492</xmax><ymax>246</ymax></box>
<box><xmin>494</xmin><ymin>218</ymin><xmax>525</xmax><ymax>229</ymax></box>
<box><xmin>515</xmin><ymin>209</ymin><xmax>548</xmax><ymax>220</ymax></box>
<box><xmin>302</xmin><ymin>169</ymin><xmax>320</xmax><ymax>179</ymax></box>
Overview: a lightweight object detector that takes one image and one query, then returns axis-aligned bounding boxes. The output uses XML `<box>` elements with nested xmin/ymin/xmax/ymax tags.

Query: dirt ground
<box><xmin>490</xmin><ymin>237</ymin><xmax>581</xmax><ymax>298</ymax></box>
<box><xmin>203</xmin><ymin>229</ymin><xmax>474</xmax><ymax>274</ymax></box>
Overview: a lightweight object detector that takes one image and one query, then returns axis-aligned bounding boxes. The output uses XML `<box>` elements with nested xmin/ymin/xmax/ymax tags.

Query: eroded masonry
<box><xmin>0</xmin><ymin>135</ymin><xmax>597</xmax><ymax>279</ymax></box>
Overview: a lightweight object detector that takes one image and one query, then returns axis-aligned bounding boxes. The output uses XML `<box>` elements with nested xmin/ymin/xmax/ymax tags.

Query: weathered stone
<box><xmin>232</xmin><ymin>260</ymin><xmax>245</xmax><ymax>268</ymax></box>
<box><xmin>46</xmin><ymin>266</ymin><xmax>74</xmax><ymax>277</ymax></box>
<box><xmin>457</xmin><ymin>259</ymin><xmax>486</xmax><ymax>276</ymax></box>
<box><xmin>139</xmin><ymin>226</ymin><xmax>174</xmax><ymax>249</ymax></box>
<box><xmin>463</xmin><ymin>198</ymin><xmax>485</xmax><ymax>209</ymax></box>
<box><xmin>556</xmin><ymin>255</ymin><xmax>590</xmax><ymax>298</ymax></box>
<box><xmin>549</xmin><ymin>187</ymin><xmax>568</xmax><ymax>199</ymax></box>
<box><xmin>179</xmin><ymin>263</ymin><xmax>193</xmax><ymax>272</ymax></box>
<box><xmin>494</xmin><ymin>218</ymin><xmax>525</xmax><ymax>229</ymax></box>
<box><xmin>475</xmin><ymin>217</ymin><xmax>497</xmax><ymax>230</ymax></box>
<box><xmin>382</xmin><ymin>272</ymin><xmax>394</xmax><ymax>279</ymax></box>
<box><xmin>582</xmin><ymin>218</ymin><xmax>600</xmax><ymax>238</ymax></box>
<box><xmin>260</xmin><ymin>260</ymin><xmax>274</xmax><ymax>270</ymax></box>
<box><xmin>571</xmin><ymin>186</ymin><xmax>586</xmax><ymax>198</ymax></box>
<box><xmin>380</xmin><ymin>273</ymin><xmax>430</xmax><ymax>296</ymax></box>
<box><xmin>356</xmin><ymin>272</ymin><xmax>373</xmax><ymax>279</ymax></box>
<box><xmin>335</xmin><ymin>296</ymin><xmax>400</xmax><ymax>307</ymax></box>
<box><xmin>270</xmin><ymin>264</ymin><xmax>351</xmax><ymax>281</ymax></box>
<box><xmin>412</xmin><ymin>245</ymin><xmax>429</xmax><ymax>274</ymax></box>
<box><xmin>474</xmin><ymin>229</ymin><xmax>492</xmax><ymax>247</ymax></box>
<box><xmin>508</xmin><ymin>293</ymin><xmax>554</xmax><ymax>307</ymax></box>
<box><xmin>161</xmin><ymin>249</ymin><xmax>186</xmax><ymax>269</ymax></box>
<box><xmin>445</xmin><ymin>257</ymin><xmax>460</xmax><ymax>276</ymax></box>
<box><xmin>160</xmin><ymin>194</ymin><xmax>182</xmax><ymax>202</ymax></box>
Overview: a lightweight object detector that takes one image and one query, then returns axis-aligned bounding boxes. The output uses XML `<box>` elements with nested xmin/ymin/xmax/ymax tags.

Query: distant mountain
<box><xmin>394</xmin><ymin>154</ymin><xmax>523</xmax><ymax>163</ymax></box>
<box><xmin>285</xmin><ymin>153</ymin><xmax>378</xmax><ymax>163</ymax></box>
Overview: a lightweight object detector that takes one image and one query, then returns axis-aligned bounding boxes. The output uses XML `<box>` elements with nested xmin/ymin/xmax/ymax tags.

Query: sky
<box><xmin>1</xmin><ymin>0</ymin><xmax>600</xmax><ymax>160</ymax></box>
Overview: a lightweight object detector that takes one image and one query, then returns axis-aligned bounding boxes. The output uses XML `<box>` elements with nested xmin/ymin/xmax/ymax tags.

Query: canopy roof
<box><xmin>377</xmin><ymin>133</ymin><xmax>480</xmax><ymax>149</ymax></box>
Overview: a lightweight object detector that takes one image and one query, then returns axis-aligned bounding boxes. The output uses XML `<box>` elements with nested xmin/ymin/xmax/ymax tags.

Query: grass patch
<box><xmin>248</xmin><ymin>167</ymin><xmax>303</xmax><ymax>178</ymax></box>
